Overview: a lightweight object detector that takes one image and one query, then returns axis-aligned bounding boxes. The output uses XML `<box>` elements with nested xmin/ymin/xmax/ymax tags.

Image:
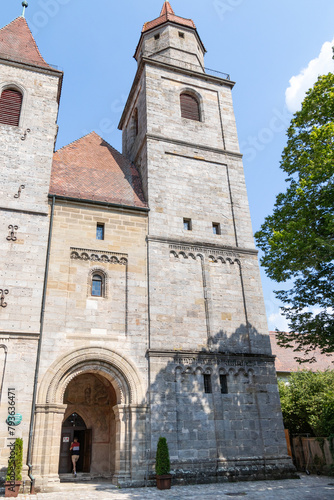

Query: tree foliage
<box><xmin>255</xmin><ymin>72</ymin><xmax>334</xmax><ymax>359</ymax></box>
<box><xmin>278</xmin><ymin>370</ymin><xmax>334</xmax><ymax>437</ymax></box>
<box><xmin>155</xmin><ymin>436</ymin><xmax>171</xmax><ymax>476</ymax></box>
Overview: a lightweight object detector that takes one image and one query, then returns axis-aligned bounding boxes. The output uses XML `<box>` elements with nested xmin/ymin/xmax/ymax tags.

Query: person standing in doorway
<box><xmin>70</xmin><ymin>437</ymin><xmax>80</xmax><ymax>477</ymax></box>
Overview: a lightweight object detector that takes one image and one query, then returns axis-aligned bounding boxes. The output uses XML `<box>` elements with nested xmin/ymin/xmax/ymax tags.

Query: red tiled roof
<box><xmin>160</xmin><ymin>1</ymin><xmax>175</xmax><ymax>16</ymax></box>
<box><xmin>269</xmin><ymin>332</ymin><xmax>334</xmax><ymax>373</ymax></box>
<box><xmin>50</xmin><ymin>132</ymin><xmax>148</xmax><ymax>209</ymax></box>
<box><xmin>143</xmin><ymin>1</ymin><xmax>196</xmax><ymax>33</ymax></box>
<box><xmin>0</xmin><ymin>17</ymin><xmax>51</xmax><ymax>69</ymax></box>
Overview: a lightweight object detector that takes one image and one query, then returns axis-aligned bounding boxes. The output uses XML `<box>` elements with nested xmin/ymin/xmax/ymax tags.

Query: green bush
<box><xmin>155</xmin><ymin>437</ymin><xmax>170</xmax><ymax>476</ymax></box>
<box><xmin>6</xmin><ymin>438</ymin><xmax>23</xmax><ymax>482</ymax></box>
<box><xmin>278</xmin><ymin>370</ymin><xmax>334</xmax><ymax>437</ymax></box>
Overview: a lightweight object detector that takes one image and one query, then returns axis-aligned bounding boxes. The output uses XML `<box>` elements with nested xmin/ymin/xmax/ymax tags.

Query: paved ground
<box><xmin>11</xmin><ymin>474</ymin><xmax>334</xmax><ymax>499</ymax></box>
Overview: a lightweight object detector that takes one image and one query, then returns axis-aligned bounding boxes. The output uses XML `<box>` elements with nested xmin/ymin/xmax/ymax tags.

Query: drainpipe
<box><xmin>27</xmin><ymin>195</ymin><xmax>55</xmax><ymax>494</ymax></box>
<box><xmin>145</xmin><ymin>235</ymin><xmax>152</xmax><ymax>487</ymax></box>
<box><xmin>0</xmin><ymin>344</ymin><xmax>8</xmax><ymax>403</ymax></box>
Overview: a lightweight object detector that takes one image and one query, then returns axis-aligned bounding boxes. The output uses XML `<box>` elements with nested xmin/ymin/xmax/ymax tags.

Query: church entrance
<box><xmin>59</xmin><ymin>372</ymin><xmax>117</xmax><ymax>476</ymax></box>
<box><xmin>59</xmin><ymin>413</ymin><xmax>91</xmax><ymax>473</ymax></box>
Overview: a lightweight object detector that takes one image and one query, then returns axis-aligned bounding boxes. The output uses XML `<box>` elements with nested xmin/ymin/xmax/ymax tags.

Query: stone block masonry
<box><xmin>0</xmin><ymin>56</ymin><xmax>61</xmax><ymax>479</ymax></box>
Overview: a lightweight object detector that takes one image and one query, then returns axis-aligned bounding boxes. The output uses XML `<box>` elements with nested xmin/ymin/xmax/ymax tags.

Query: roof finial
<box><xmin>21</xmin><ymin>1</ymin><xmax>28</xmax><ymax>18</ymax></box>
<box><xmin>160</xmin><ymin>0</ymin><xmax>174</xmax><ymax>17</ymax></box>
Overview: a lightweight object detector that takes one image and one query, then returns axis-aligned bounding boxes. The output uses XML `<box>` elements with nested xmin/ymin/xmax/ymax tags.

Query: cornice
<box><xmin>147</xmin><ymin>349</ymin><xmax>275</xmax><ymax>362</ymax></box>
<box><xmin>147</xmin><ymin>133</ymin><xmax>243</xmax><ymax>159</ymax></box>
<box><xmin>147</xmin><ymin>235</ymin><xmax>258</xmax><ymax>257</ymax></box>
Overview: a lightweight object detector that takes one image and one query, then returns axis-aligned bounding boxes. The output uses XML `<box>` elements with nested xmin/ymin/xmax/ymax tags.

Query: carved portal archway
<box><xmin>32</xmin><ymin>347</ymin><xmax>147</xmax><ymax>486</ymax></box>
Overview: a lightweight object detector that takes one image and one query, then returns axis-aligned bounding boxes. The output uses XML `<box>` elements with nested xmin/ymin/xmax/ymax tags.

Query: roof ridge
<box><xmin>0</xmin><ymin>16</ymin><xmax>22</xmax><ymax>32</ymax></box>
<box><xmin>22</xmin><ymin>17</ymin><xmax>50</xmax><ymax>67</ymax></box>
<box><xmin>54</xmin><ymin>131</ymin><xmax>97</xmax><ymax>154</ymax></box>
<box><xmin>55</xmin><ymin>131</ymin><xmax>129</xmax><ymax>163</ymax></box>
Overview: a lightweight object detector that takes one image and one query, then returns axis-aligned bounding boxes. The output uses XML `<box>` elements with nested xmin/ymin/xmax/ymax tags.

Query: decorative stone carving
<box><xmin>21</xmin><ymin>128</ymin><xmax>31</xmax><ymax>141</ymax></box>
<box><xmin>169</xmin><ymin>244</ymin><xmax>239</xmax><ymax>263</ymax></box>
<box><xmin>7</xmin><ymin>225</ymin><xmax>18</xmax><ymax>241</ymax></box>
<box><xmin>0</xmin><ymin>289</ymin><xmax>9</xmax><ymax>308</ymax></box>
<box><xmin>70</xmin><ymin>247</ymin><xmax>128</xmax><ymax>265</ymax></box>
<box><xmin>14</xmin><ymin>184</ymin><xmax>25</xmax><ymax>199</ymax></box>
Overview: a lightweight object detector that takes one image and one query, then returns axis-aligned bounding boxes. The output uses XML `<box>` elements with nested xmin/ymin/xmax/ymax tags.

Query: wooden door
<box><xmin>59</xmin><ymin>429</ymin><xmax>73</xmax><ymax>473</ymax></box>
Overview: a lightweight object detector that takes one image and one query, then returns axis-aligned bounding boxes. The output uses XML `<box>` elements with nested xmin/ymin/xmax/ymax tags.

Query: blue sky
<box><xmin>2</xmin><ymin>0</ymin><xmax>334</xmax><ymax>331</ymax></box>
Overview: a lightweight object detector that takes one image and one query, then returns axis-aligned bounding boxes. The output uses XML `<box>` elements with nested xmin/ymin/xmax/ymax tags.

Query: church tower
<box><xmin>119</xmin><ymin>1</ymin><xmax>294</xmax><ymax>481</ymax></box>
<box><xmin>0</xmin><ymin>10</ymin><xmax>62</xmax><ymax>470</ymax></box>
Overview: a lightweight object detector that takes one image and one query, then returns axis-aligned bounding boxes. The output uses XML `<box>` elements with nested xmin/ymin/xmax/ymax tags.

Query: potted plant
<box><xmin>155</xmin><ymin>436</ymin><xmax>172</xmax><ymax>490</ymax></box>
<box><xmin>5</xmin><ymin>438</ymin><xmax>23</xmax><ymax>498</ymax></box>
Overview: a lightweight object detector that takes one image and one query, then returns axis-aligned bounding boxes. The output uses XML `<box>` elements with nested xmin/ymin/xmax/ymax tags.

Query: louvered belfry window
<box><xmin>180</xmin><ymin>92</ymin><xmax>200</xmax><ymax>121</ymax></box>
<box><xmin>0</xmin><ymin>88</ymin><xmax>23</xmax><ymax>126</ymax></box>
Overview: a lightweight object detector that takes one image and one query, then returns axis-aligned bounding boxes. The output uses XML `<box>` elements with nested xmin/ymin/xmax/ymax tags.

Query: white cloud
<box><xmin>285</xmin><ymin>38</ymin><xmax>334</xmax><ymax>113</ymax></box>
<box><xmin>268</xmin><ymin>311</ymin><xmax>289</xmax><ymax>332</ymax></box>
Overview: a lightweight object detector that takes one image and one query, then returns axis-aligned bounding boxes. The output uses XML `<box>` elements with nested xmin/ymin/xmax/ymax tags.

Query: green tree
<box><xmin>255</xmin><ymin>72</ymin><xmax>334</xmax><ymax>359</ymax></box>
<box><xmin>278</xmin><ymin>370</ymin><xmax>334</xmax><ymax>437</ymax></box>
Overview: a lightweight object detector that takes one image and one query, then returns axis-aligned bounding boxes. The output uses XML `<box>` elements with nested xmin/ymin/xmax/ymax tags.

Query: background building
<box><xmin>0</xmin><ymin>2</ymin><xmax>295</xmax><ymax>491</ymax></box>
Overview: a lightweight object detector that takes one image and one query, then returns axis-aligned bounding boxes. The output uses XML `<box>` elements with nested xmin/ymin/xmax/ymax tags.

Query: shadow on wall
<box><xmin>208</xmin><ymin>322</ymin><xmax>272</xmax><ymax>356</ymax></box>
<box><xmin>129</xmin><ymin>324</ymin><xmax>294</xmax><ymax>486</ymax></box>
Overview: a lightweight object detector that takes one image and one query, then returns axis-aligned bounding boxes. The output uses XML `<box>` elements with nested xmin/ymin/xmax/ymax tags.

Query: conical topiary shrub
<box><xmin>155</xmin><ymin>437</ymin><xmax>171</xmax><ymax>489</ymax></box>
<box><xmin>5</xmin><ymin>438</ymin><xmax>23</xmax><ymax>497</ymax></box>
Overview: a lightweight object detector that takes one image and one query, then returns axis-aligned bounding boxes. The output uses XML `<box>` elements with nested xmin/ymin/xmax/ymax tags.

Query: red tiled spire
<box><xmin>143</xmin><ymin>1</ymin><xmax>196</xmax><ymax>33</ymax></box>
<box><xmin>160</xmin><ymin>1</ymin><xmax>175</xmax><ymax>16</ymax></box>
<box><xmin>0</xmin><ymin>17</ymin><xmax>51</xmax><ymax>69</ymax></box>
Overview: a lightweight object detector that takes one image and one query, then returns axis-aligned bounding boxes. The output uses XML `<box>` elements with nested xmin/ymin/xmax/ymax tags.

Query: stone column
<box><xmin>32</xmin><ymin>403</ymin><xmax>67</xmax><ymax>489</ymax></box>
<box><xmin>112</xmin><ymin>404</ymin><xmax>148</xmax><ymax>486</ymax></box>
<box><xmin>130</xmin><ymin>405</ymin><xmax>148</xmax><ymax>484</ymax></box>
<box><xmin>112</xmin><ymin>404</ymin><xmax>131</xmax><ymax>485</ymax></box>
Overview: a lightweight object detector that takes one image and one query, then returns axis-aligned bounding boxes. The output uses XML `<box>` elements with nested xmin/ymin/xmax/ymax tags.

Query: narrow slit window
<box><xmin>92</xmin><ymin>274</ymin><xmax>103</xmax><ymax>297</ymax></box>
<box><xmin>212</xmin><ymin>223</ymin><xmax>221</xmax><ymax>235</ymax></box>
<box><xmin>133</xmin><ymin>108</ymin><xmax>139</xmax><ymax>136</ymax></box>
<box><xmin>183</xmin><ymin>218</ymin><xmax>192</xmax><ymax>231</ymax></box>
<box><xmin>179</xmin><ymin>32</ymin><xmax>185</xmax><ymax>39</ymax></box>
<box><xmin>220</xmin><ymin>374</ymin><xmax>228</xmax><ymax>394</ymax></box>
<box><xmin>180</xmin><ymin>93</ymin><xmax>201</xmax><ymax>121</ymax></box>
<box><xmin>96</xmin><ymin>223</ymin><xmax>104</xmax><ymax>240</ymax></box>
<box><xmin>154</xmin><ymin>33</ymin><xmax>160</xmax><ymax>40</ymax></box>
<box><xmin>203</xmin><ymin>374</ymin><xmax>212</xmax><ymax>394</ymax></box>
<box><xmin>0</xmin><ymin>88</ymin><xmax>23</xmax><ymax>126</ymax></box>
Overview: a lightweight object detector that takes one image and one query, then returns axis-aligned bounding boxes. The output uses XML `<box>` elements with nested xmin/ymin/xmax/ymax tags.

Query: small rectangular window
<box><xmin>96</xmin><ymin>223</ymin><xmax>104</xmax><ymax>240</ymax></box>
<box><xmin>179</xmin><ymin>32</ymin><xmax>185</xmax><ymax>39</ymax></box>
<box><xmin>183</xmin><ymin>218</ymin><xmax>192</xmax><ymax>231</ymax></box>
<box><xmin>154</xmin><ymin>33</ymin><xmax>160</xmax><ymax>40</ymax></box>
<box><xmin>203</xmin><ymin>374</ymin><xmax>212</xmax><ymax>394</ymax></box>
<box><xmin>212</xmin><ymin>223</ymin><xmax>221</xmax><ymax>235</ymax></box>
<box><xmin>220</xmin><ymin>374</ymin><xmax>228</xmax><ymax>394</ymax></box>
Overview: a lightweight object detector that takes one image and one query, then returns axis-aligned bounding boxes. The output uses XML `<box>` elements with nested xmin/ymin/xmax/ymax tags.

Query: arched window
<box><xmin>180</xmin><ymin>92</ymin><xmax>201</xmax><ymax>121</ymax></box>
<box><xmin>0</xmin><ymin>88</ymin><xmax>23</xmax><ymax>126</ymax></box>
<box><xmin>92</xmin><ymin>273</ymin><xmax>104</xmax><ymax>297</ymax></box>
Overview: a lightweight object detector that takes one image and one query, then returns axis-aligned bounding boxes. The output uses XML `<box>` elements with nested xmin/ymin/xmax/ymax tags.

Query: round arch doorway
<box><xmin>59</xmin><ymin>372</ymin><xmax>117</xmax><ymax>477</ymax></box>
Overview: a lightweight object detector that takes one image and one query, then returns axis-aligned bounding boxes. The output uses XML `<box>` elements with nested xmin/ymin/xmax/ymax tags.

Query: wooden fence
<box><xmin>291</xmin><ymin>436</ymin><xmax>334</xmax><ymax>474</ymax></box>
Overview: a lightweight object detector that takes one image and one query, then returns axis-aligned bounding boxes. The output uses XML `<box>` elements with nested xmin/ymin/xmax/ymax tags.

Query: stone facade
<box><xmin>0</xmin><ymin>32</ymin><xmax>62</xmax><ymax>483</ymax></box>
<box><xmin>0</xmin><ymin>3</ymin><xmax>295</xmax><ymax>492</ymax></box>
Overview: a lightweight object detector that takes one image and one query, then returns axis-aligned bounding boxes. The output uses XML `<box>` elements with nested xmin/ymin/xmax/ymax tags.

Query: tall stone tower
<box><xmin>0</xmin><ymin>13</ymin><xmax>62</xmax><ymax>462</ymax></box>
<box><xmin>119</xmin><ymin>1</ymin><xmax>294</xmax><ymax>481</ymax></box>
